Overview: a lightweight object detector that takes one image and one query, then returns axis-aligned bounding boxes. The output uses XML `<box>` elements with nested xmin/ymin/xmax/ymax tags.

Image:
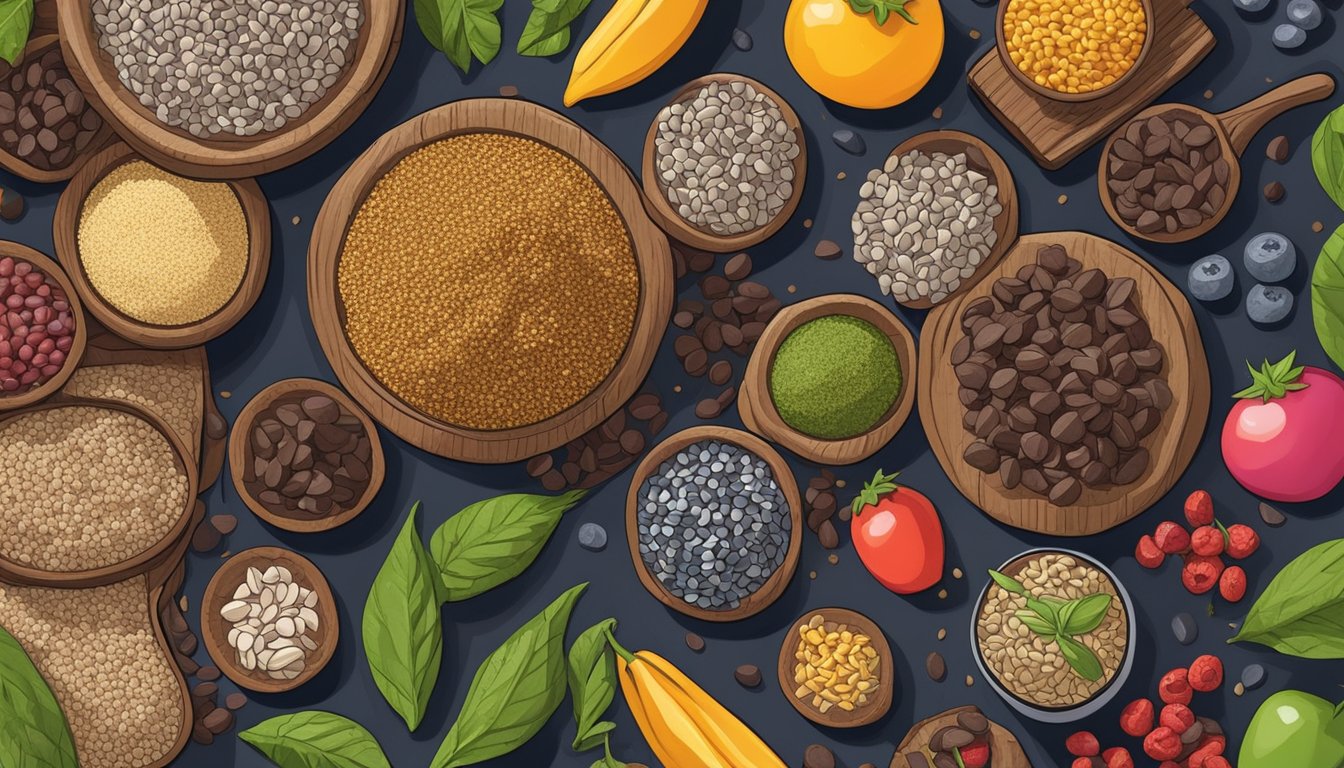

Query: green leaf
<box><xmin>414</xmin><ymin>0</ymin><xmax>503</xmax><ymax>73</ymax></box>
<box><xmin>430</xmin><ymin>490</ymin><xmax>585</xmax><ymax>602</ymax></box>
<box><xmin>363</xmin><ymin>502</ymin><xmax>444</xmax><ymax>731</ymax></box>
<box><xmin>1313</xmin><ymin>224</ymin><xmax>1344</xmax><ymax>373</ymax></box>
<box><xmin>568</xmin><ymin>618</ymin><xmax>618</xmax><ymax>752</ymax></box>
<box><xmin>239</xmin><ymin>711</ymin><xmax>391</xmax><ymax>768</ymax></box>
<box><xmin>1060</xmin><ymin>594</ymin><xmax>1113</xmax><ymax>636</ymax></box>
<box><xmin>431</xmin><ymin>583</ymin><xmax>588</xmax><ymax>768</ymax></box>
<box><xmin>1015</xmin><ymin>610</ymin><xmax>1058</xmax><ymax>638</ymax></box>
<box><xmin>589</xmin><ymin>736</ymin><xmax>626</xmax><ymax>768</ymax></box>
<box><xmin>1314</xmin><ymin>103</ymin><xmax>1344</xmax><ymax>212</ymax></box>
<box><xmin>1232</xmin><ymin>352</ymin><xmax>1311</xmax><ymax>402</ymax></box>
<box><xmin>0</xmin><ymin>623</ymin><xmax>78</xmax><ymax>767</ymax></box>
<box><xmin>1025</xmin><ymin>595</ymin><xmax>1065</xmax><ymax>626</ymax></box>
<box><xmin>987</xmin><ymin>569</ymin><xmax>1027</xmax><ymax>596</ymax></box>
<box><xmin>1231</xmin><ymin>539</ymin><xmax>1344</xmax><ymax>658</ymax></box>
<box><xmin>518</xmin><ymin>0</ymin><xmax>593</xmax><ymax>56</ymax></box>
<box><xmin>1055</xmin><ymin>635</ymin><xmax>1105</xmax><ymax>681</ymax></box>
<box><xmin>0</xmin><ymin>0</ymin><xmax>32</xmax><ymax>66</ymax></box>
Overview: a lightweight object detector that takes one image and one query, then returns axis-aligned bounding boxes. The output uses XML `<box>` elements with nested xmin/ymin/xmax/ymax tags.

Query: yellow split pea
<box><xmin>1003</xmin><ymin>0</ymin><xmax>1147</xmax><ymax>94</ymax></box>
<box><xmin>78</xmin><ymin>160</ymin><xmax>248</xmax><ymax>326</ymax></box>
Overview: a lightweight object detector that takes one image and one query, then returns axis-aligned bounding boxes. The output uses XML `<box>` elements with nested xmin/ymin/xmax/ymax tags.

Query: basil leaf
<box><xmin>363</xmin><ymin>502</ymin><xmax>444</xmax><ymax>731</ymax></box>
<box><xmin>1015</xmin><ymin>610</ymin><xmax>1057</xmax><ymax>638</ymax></box>
<box><xmin>518</xmin><ymin>0</ymin><xmax>593</xmax><ymax>57</ymax></box>
<box><xmin>1314</xmin><ymin>103</ymin><xmax>1344</xmax><ymax>212</ymax></box>
<box><xmin>1025</xmin><ymin>595</ymin><xmax>1064</xmax><ymax>626</ymax></box>
<box><xmin>1055</xmin><ymin>634</ymin><xmax>1104</xmax><ymax>682</ymax></box>
<box><xmin>1231</xmin><ymin>539</ymin><xmax>1344</xmax><ymax>658</ymax></box>
<box><xmin>568</xmin><ymin>618</ymin><xmax>617</xmax><ymax>752</ymax></box>
<box><xmin>0</xmin><ymin>623</ymin><xmax>78</xmax><ymax>767</ymax></box>
<box><xmin>1060</xmin><ymin>594</ymin><xmax>1113</xmax><ymax>636</ymax></box>
<box><xmin>1312</xmin><ymin>224</ymin><xmax>1344</xmax><ymax>372</ymax></box>
<box><xmin>987</xmin><ymin>569</ymin><xmax>1026</xmax><ymax>596</ymax></box>
<box><xmin>431</xmin><ymin>583</ymin><xmax>589</xmax><ymax>768</ymax></box>
<box><xmin>414</xmin><ymin>0</ymin><xmax>503</xmax><ymax>73</ymax></box>
<box><xmin>430</xmin><ymin>490</ymin><xmax>585</xmax><ymax>602</ymax></box>
<box><xmin>239</xmin><ymin>711</ymin><xmax>391</xmax><ymax>768</ymax></box>
<box><xmin>590</xmin><ymin>737</ymin><xmax>626</xmax><ymax>768</ymax></box>
<box><xmin>0</xmin><ymin>0</ymin><xmax>31</xmax><ymax>66</ymax></box>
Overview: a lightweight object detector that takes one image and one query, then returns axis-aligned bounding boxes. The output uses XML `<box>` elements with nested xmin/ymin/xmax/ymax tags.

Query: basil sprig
<box><xmin>988</xmin><ymin>569</ymin><xmax>1112</xmax><ymax>681</ymax></box>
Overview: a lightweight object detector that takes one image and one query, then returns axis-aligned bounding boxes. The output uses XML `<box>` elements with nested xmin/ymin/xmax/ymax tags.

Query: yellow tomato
<box><xmin>785</xmin><ymin>0</ymin><xmax>945</xmax><ymax>109</ymax></box>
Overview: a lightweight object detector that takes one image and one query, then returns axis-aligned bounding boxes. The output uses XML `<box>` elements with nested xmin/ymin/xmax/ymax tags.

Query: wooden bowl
<box><xmin>52</xmin><ymin>143</ymin><xmax>271</xmax><ymax>349</ymax></box>
<box><xmin>56</xmin><ymin>0</ymin><xmax>403</xmax><ymax>179</ymax></box>
<box><xmin>918</xmin><ymin>232</ymin><xmax>1209</xmax><ymax>536</ymax></box>
<box><xmin>229</xmin><ymin>378</ymin><xmax>385</xmax><ymax>533</ymax></box>
<box><xmin>777</xmin><ymin>607</ymin><xmax>894</xmax><ymax>728</ymax></box>
<box><xmin>739</xmin><ymin>294</ymin><xmax>917</xmax><ymax>465</ymax></box>
<box><xmin>878</xmin><ymin>131</ymin><xmax>1019</xmax><ymax>310</ymax></box>
<box><xmin>200</xmin><ymin>546</ymin><xmax>339</xmax><ymax>693</ymax></box>
<box><xmin>0</xmin><ymin>241</ymin><xmax>87</xmax><ymax>412</ymax></box>
<box><xmin>996</xmin><ymin>0</ymin><xmax>1153</xmax><ymax>103</ymax></box>
<box><xmin>0</xmin><ymin>397</ymin><xmax>199</xmax><ymax>587</ymax></box>
<box><xmin>890</xmin><ymin>707</ymin><xmax>1032</xmax><ymax>768</ymax></box>
<box><xmin>641</xmin><ymin>74</ymin><xmax>807</xmax><ymax>253</ymax></box>
<box><xmin>308</xmin><ymin>98</ymin><xmax>673</xmax><ymax>463</ymax></box>
<box><xmin>626</xmin><ymin>425</ymin><xmax>802</xmax><ymax>622</ymax></box>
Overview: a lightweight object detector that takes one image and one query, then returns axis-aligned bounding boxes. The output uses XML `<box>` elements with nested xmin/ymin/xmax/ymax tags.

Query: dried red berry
<box><xmin>1184</xmin><ymin>490</ymin><xmax>1214</xmax><ymax>527</ymax></box>
<box><xmin>1220</xmin><ymin>565</ymin><xmax>1247</xmax><ymax>602</ymax></box>
<box><xmin>1226</xmin><ymin>524</ymin><xmax>1260</xmax><ymax>559</ymax></box>
<box><xmin>1143</xmin><ymin>726</ymin><xmax>1182</xmax><ymax>761</ymax></box>
<box><xmin>1066</xmin><ymin>731</ymin><xmax>1101</xmax><ymax>757</ymax></box>
<box><xmin>1159</xmin><ymin>763</ymin><xmax>1182</xmax><ymax>768</ymax></box>
<box><xmin>1202</xmin><ymin>758</ymin><xmax>1232</xmax><ymax>768</ymax></box>
<box><xmin>1189</xmin><ymin>654</ymin><xmax>1224</xmax><ymax>692</ymax></box>
<box><xmin>1154</xmin><ymin>521</ymin><xmax>1191</xmax><ymax>554</ymax></box>
<box><xmin>1158</xmin><ymin>667</ymin><xmax>1193</xmax><ymax>705</ymax></box>
<box><xmin>1189</xmin><ymin>737</ymin><xmax>1226</xmax><ymax>768</ymax></box>
<box><xmin>1102</xmin><ymin>747</ymin><xmax>1134</xmax><ymax>768</ymax></box>
<box><xmin>1182</xmin><ymin>554</ymin><xmax>1224</xmax><ymax>595</ymax></box>
<box><xmin>959</xmin><ymin>742</ymin><xmax>990</xmax><ymax>768</ymax></box>
<box><xmin>1190</xmin><ymin>525</ymin><xmax>1225</xmax><ymax>556</ymax></box>
<box><xmin>1071</xmin><ymin>759</ymin><xmax>1096</xmax><ymax>768</ymax></box>
<box><xmin>1135</xmin><ymin>535</ymin><xmax>1165</xmax><ymax>568</ymax></box>
<box><xmin>1159</xmin><ymin>703</ymin><xmax>1195</xmax><ymax>732</ymax></box>
<box><xmin>1119</xmin><ymin>698</ymin><xmax>1155</xmax><ymax>736</ymax></box>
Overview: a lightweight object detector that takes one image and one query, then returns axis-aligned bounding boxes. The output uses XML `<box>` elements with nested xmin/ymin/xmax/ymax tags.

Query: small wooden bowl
<box><xmin>201</xmin><ymin>546</ymin><xmax>339</xmax><ymax>693</ymax></box>
<box><xmin>0</xmin><ymin>241</ymin><xmax>87</xmax><ymax>412</ymax></box>
<box><xmin>777</xmin><ymin>608</ymin><xmax>894</xmax><ymax>728</ymax></box>
<box><xmin>229</xmin><ymin>378</ymin><xmax>384</xmax><ymax>533</ymax></box>
<box><xmin>739</xmin><ymin>294</ymin><xmax>917</xmax><ymax>466</ymax></box>
<box><xmin>641</xmin><ymin>74</ymin><xmax>807</xmax><ymax>253</ymax></box>
<box><xmin>996</xmin><ymin>0</ymin><xmax>1153</xmax><ymax>103</ymax></box>
<box><xmin>52</xmin><ymin>142</ymin><xmax>271</xmax><ymax>349</ymax></box>
<box><xmin>889</xmin><ymin>707</ymin><xmax>1032</xmax><ymax>768</ymax></box>
<box><xmin>626</xmin><ymin>425</ymin><xmax>802</xmax><ymax>622</ymax></box>
<box><xmin>56</xmin><ymin>0</ymin><xmax>403</xmax><ymax>179</ymax></box>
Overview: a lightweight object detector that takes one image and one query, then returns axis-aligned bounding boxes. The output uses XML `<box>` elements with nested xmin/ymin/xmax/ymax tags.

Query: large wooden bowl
<box><xmin>890</xmin><ymin>706</ymin><xmax>1032</xmax><ymax>768</ymax></box>
<box><xmin>52</xmin><ymin>143</ymin><xmax>271</xmax><ymax>349</ymax></box>
<box><xmin>626</xmin><ymin>426</ymin><xmax>802</xmax><ymax>622</ymax></box>
<box><xmin>996</xmin><ymin>0</ymin><xmax>1154</xmax><ymax>103</ymax></box>
<box><xmin>777</xmin><ymin>608</ymin><xmax>894</xmax><ymax>728</ymax></box>
<box><xmin>739</xmin><ymin>294</ymin><xmax>917</xmax><ymax>465</ymax></box>
<box><xmin>918</xmin><ymin>232</ymin><xmax>1209</xmax><ymax>536</ymax></box>
<box><xmin>56</xmin><ymin>0</ymin><xmax>403</xmax><ymax>178</ymax></box>
<box><xmin>642</xmin><ymin>74</ymin><xmax>807</xmax><ymax>253</ymax></box>
<box><xmin>0</xmin><ymin>241</ymin><xmax>87</xmax><ymax>412</ymax></box>
<box><xmin>308</xmin><ymin>98</ymin><xmax>673</xmax><ymax>463</ymax></box>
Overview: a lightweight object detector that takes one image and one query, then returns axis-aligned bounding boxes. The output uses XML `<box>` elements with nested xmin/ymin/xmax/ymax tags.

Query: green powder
<box><xmin>768</xmin><ymin>314</ymin><xmax>902</xmax><ymax>440</ymax></box>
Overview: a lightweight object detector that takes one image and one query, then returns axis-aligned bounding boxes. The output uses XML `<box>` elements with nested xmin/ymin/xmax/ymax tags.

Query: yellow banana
<box><xmin>563</xmin><ymin>0</ymin><xmax>709</xmax><ymax>106</ymax></box>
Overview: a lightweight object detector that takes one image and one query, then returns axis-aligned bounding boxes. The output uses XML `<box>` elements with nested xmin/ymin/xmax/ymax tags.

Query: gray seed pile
<box><xmin>91</xmin><ymin>0</ymin><xmax>363</xmax><ymax>138</ymax></box>
<box><xmin>852</xmin><ymin>150</ymin><xmax>1003</xmax><ymax>305</ymax></box>
<box><xmin>636</xmin><ymin>440</ymin><xmax>790</xmax><ymax>611</ymax></box>
<box><xmin>654</xmin><ymin>81</ymin><xmax>800</xmax><ymax>236</ymax></box>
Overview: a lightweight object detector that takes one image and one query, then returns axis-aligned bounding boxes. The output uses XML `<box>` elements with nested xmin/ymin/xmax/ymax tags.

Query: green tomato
<box><xmin>1241</xmin><ymin>690</ymin><xmax>1344</xmax><ymax>768</ymax></box>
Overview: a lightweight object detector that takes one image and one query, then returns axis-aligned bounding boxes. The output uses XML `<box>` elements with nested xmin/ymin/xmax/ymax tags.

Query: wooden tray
<box><xmin>739</xmin><ymin>294</ymin><xmax>917</xmax><ymax>466</ymax></box>
<box><xmin>626</xmin><ymin>425</ymin><xmax>802</xmax><ymax>622</ymax></box>
<box><xmin>57</xmin><ymin>0</ymin><xmax>403</xmax><ymax>179</ymax></box>
<box><xmin>53</xmin><ymin>143</ymin><xmax>272</xmax><ymax>349</ymax></box>
<box><xmin>917</xmin><ymin>232</ymin><xmax>1209</xmax><ymax>536</ymax></box>
<box><xmin>969</xmin><ymin>0</ymin><xmax>1215</xmax><ymax>170</ymax></box>
<box><xmin>777</xmin><ymin>608</ymin><xmax>894</xmax><ymax>728</ymax></box>
<box><xmin>308</xmin><ymin>98</ymin><xmax>673</xmax><ymax>463</ymax></box>
<box><xmin>994</xmin><ymin>0</ymin><xmax>1154</xmax><ymax>103</ymax></box>
<box><xmin>0</xmin><ymin>241</ymin><xmax>88</xmax><ymax>412</ymax></box>
<box><xmin>889</xmin><ymin>707</ymin><xmax>1031</xmax><ymax>768</ymax></box>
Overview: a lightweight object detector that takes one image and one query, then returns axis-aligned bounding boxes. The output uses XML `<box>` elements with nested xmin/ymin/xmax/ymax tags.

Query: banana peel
<box><xmin>564</xmin><ymin>0</ymin><xmax>709</xmax><ymax>106</ymax></box>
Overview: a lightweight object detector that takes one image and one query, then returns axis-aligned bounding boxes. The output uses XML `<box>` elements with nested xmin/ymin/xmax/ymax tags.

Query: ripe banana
<box><xmin>563</xmin><ymin>0</ymin><xmax>709</xmax><ymax>107</ymax></box>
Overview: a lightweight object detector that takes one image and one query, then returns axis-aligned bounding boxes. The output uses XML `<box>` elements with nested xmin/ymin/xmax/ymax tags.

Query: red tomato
<box><xmin>849</xmin><ymin>470</ymin><xmax>944</xmax><ymax>594</ymax></box>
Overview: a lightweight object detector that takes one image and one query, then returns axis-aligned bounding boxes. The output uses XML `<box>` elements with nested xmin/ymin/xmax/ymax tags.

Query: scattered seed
<box><xmin>685</xmin><ymin>632</ymin><xmax>705</xmax><ymax>652</ymax></box>
<box><xmin>926</xmin><ymin>651</ymin><xmax>947</xmax><ymax>682</ymax></box>
<box><xmin>735</xmin><ymin>664</ymin><xmax>762</xmax><ymax>687</ymax></box>
<box><xmin>498</xmin><ymin>85</ymin><xmax>519</xmax><ymax>97</ymax></box>
<box><xmin>1263</xmin><ymin>181</ymin><xmax>1285</xmax><ymax>202</ymax></box>
<box><xmin>814</xmin><ymin>239</ymin><xmax>842</xmax><ymax>260</ymax></box>
<box><xmin>1266</xmin><ymin>135</ymin><xmax>1289</xmax><ymax>162</ymax></box>
<box><xmin>932</xmin><ymin>106</ymin><xmax>944</xmax><ymax>120</ymax></box>
<box><xmin>952</xmin><ymin>567</ymin><xmax>964</xmax><ymax>579</ymax></box>
<box><xmin>804</xmin><ymin>744</ymin><xmax>836</xmax><ymax>768</ymax></box>
<box><xmin>1313</xmin><ymin>221</ymin><xmax>1325</xmax><ymax>233</ymax></box>
<box><xmin>731</xmin><ymin>28</ymin><xmax>754</xmax><ymax>51</ymax></box>
<box><xmin>1259</xmin><ymin>501</ymin><xmax>1286</xmax><ymax>527</ymax></box>
<box><xmin>1234</xmin><ymin>682</ymin><xmax>1245</xmax><ymax>696</ymax></box>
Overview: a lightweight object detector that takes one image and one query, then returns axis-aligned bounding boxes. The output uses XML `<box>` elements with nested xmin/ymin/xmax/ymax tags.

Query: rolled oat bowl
<box><xmin>971</xmin><ymin>548</ymin><xmax>1135</xmax><ymax>723</ymax></box>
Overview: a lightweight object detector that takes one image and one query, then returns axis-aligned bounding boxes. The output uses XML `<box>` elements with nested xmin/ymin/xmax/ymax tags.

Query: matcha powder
<box><xmin>769</xmin><ymin>315</ymin><xmax>901</xmax><ymax>439</ymax></box>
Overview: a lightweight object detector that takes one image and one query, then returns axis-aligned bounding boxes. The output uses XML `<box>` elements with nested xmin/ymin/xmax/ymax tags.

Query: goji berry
<box><xmin>1189</xmin><ymin>738</ymin><xmax>1226</xmax><ymax>768</ymax></box>
<box><xmin>1159</xmin><ymin>703</ymin><xmax>1195</xmax><ymax>732</ymax></box>
<box><xmin>1182</xmin><ymin>554</ymin><xmax>1224</xmax><ymax>594</ymax></box>
<box><xmin>1203</xmin><ymin>757</ymin><xmax>1232</xmax><ymax>768</ymax></box>
<box><xmin>959</xmin><ymin>742</ymin><xmax>990</xmax><ymax>768</ymax></box>
<box><xmin>1143</xmin><ymin>726</ymin><xmax>1182</xmax><ymax>761</ymax></box>
<box><xmin>1155</xmin><ymin>521</ymin><xmax>1191</xmax><ymax>554</ymax></box>
<box><xmin>1184</xmin><ymin>490</ymin><xmax>1214</xmax><ymax>527</ymax></box>
<box><xmin>1200</xmin><ymin>733</ymin><xmax>1227</xmax><ymax>753</ymax></box>
<box><xmin>1220</xmin><ymin>565</ymin><xmax>1247</xmax><ymax>602</ymax></box>
<box><xmin>1226</xmin><ymin>523</ymin><xmax>1260</xmax><ymax>559</ymax></box>
<box><xmin>1190</xmin><ymin>525</ymin><xmax>1225</xmax><ymax>556</ymax></box>
<box><xmin>1135</xmin><ymin>535</ymin><xmax>1165</xmax><ymax>568</ymax></box>
<box><xmin>1119</xmin><ymin>698</ymin><xmax>1155</xmax><ymax>736</ymax></box>
<box><xmin>1071</xmin><ymin>759</ymin><xmax>1097</xmax><ymax>768</ymax></box>
<box><xmin>1066</xmin><ymin>731</ymin><xmax>1101</xmax><ymax>757</ymax></box>
<box><xmin>1189</xmin><ymin>654</ymin><xmax>1223</xmax><ymax>692</ymax></box>
<box><xmin>1159</xmin><ymin>763</ymin><xmax>1181</xmax><ymax>768</ymax></box>
<box><xmin>1102</xmin><ymin>747</ymin><xmax>1134</xmax><ymax>768</ymax></box>
<box><xmin>1159</xmin><ymin>667</ymin><xmax>1193</xmax><ymax>705</ymax></box>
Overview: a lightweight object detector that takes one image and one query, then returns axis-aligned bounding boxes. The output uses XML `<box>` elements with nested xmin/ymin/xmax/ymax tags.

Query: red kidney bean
<box><xmin>0</xmin><ymin>256</ymin><xmax>75</xmax><ymax>397</ymax></box>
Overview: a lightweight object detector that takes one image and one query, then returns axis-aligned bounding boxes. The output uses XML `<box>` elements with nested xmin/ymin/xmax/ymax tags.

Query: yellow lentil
<box><xmin>1003</xmin><ymin>0</ymin><xmax>1147</xmax><ymax>95</ymax></box>
<box><xmin>792</xmin><ymin>613</ymin><xmax>881</xmax><ymax>714</ymax></box>
<box><xmin>338</xmin><ymin>133</ymin><xmax>638</xmax><ymax>430</ymax></box>
<box><xmin>78</xmin><ymin>160</ymin><xmax>248</xmax><ymax>326</ymax></box>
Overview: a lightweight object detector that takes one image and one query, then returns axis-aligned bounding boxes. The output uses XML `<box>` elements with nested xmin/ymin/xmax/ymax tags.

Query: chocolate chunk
<box><xmin>926</xmin><ymin>651</ymin><xmax>947</xmax><ymax>682</ymax></box>
<box><xmin>734</xmin><ymin>664</ymin><xmax>762</xmax><ymax>688</ymax></box>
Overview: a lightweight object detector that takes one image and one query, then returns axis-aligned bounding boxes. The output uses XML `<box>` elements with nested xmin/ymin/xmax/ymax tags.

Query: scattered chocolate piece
<box><xmin>197</xmin><ymin>666</ymin><xmax>221</xmax><ymax>682</ymax></box>
<box><xmin>814</xmin><ymin>239</ymin><xmax>842</xmax><ymax>260</ymax></box>
<box><xmin>1266</xmin><ymin>135</ymin><xmax>1289</xmax><ymax>162</ymax></box>
<box><xmin>205</xmin><ymin>411</ymin><xmax>227</xmax><ymax>440</ymax></box>
<box><xmin>695</xmin><ymin>397</ymin><xmax>722</xmax><ymax>419</ymax></box>
<box><xmin>731</xmin><ymin>27</ymin><xmax>754</xmax><ymax>51</ymax></box>
<box><xmin>202</xmin><ymin>707</ymin><xmax>234</xmax><ymax>735</ymax></box>
<box><xmin>724</xmin><ymin>252</ymin><xmax>752</xmax><ymax>281</ymax></box>
<box><xmin>1264</xmin><ymin>181</ymin><xmax>1284</xmax><ymax>202</ymax></box>
<box><xmin>734</xmin><ymin>664</ymin><xmax>762</xmax><ymax>688</ymax></box>
<box><xmin>709</xmin><ymin>360</ymin><xmax>733</xmax><ymax>386</ymax></box>
<box><xmin>529</xmin><ymin>391</ymin><xmax>667</xmax><ymax>490</ymax></box>
<box><xmin>0</xmin><ymin>188</ymin><xmax>24</xmax><ymax>221</ymax></box>
<box><xmin>1259</xmin><ymin>501</ymin><xmax>1286</xmax><ymax>527</ymax></box>
<box><xmin>191</xmin><ymin>521</ymin><xmax>221</xmax><ymax>552</ymax></box>
<box><xmin>498</xmin><ymin>85</ymin><xmax>518</xmax><ymax>97</ymax></box>
<box><xmin>685</xmin><ymin>632</ymin><xmax>705</xmax><ymax>652</ymax></box>
<box><xmin>926</xmin><ymin>651</ymin><xmax>947</xmax><ymax>682</ymax></box>
<box><xmin>817</xmin><ymin>518</ymin><xmax>839</xmax><ymax>549</ymax></box>
<box><xmin>1172</xmin><ymin>612</ymin><xmax>1198</xmax><ymax>645</ymax></box>
<box><xmin>211</xmin><ymin>514</ymin><xmax>237</xmax><ymax>535</ymax></box>
<box><xmin>832</xmin><ymin>129</ymin><xmax>866</xmax><ymax>155</ymax></box>
<box><xmin>804</xmin><ymin>744</ymin><xmax>837</xmax><ymax>768</ymax></box>
<box><xmin>225</xmin><ymin>692</ymin><xmax>248</xmax><ymax>710</ymax></box>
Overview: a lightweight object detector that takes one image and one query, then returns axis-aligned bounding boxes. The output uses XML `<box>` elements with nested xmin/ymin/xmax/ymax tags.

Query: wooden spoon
<box><xmin>1100</xmin><ymin>73</ymin><xmax>1335</xmax><ymax>243</ymax></box>
<box><xmin>777</xmin><ymin>608</ymin><xmax>893</xmax><ymax>728</ymax></box>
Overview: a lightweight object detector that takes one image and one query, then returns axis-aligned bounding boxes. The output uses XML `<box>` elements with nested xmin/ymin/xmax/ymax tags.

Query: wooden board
<box><xmin>968</xmin><ymin>0</ymin><xmax>1215</xmax><ymax>170</ymax></box>
<box><xmin>890</xmin><ymin>707</ymin><xmax>1031</xmax><ymax>768</ymax></box>
<box><xmin>917</xmin><ymin>232</ymin><xmax>1209</xmax><ymax>536</ymax></box>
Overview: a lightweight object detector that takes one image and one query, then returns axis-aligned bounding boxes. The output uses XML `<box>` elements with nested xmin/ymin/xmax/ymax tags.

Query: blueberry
<box><xmin>1273</xmin><ymin>23</ymin><xmax>1307</xmax><ymax>48</ymax></box>
<box><xmin>1188</xmin><ymin>254</ymin><xmax>1235</xmax><ymax>301</ymax></box>
<box><xmin>1234</xmin><ymin>0</ymin><xmax>1271</xmax><ymax>12</ymax></box>
<box><xmin>1247</xmin><ymin>284</ymin><xmax>1294</xmax><ymax>324</ymax></box>
<box><xmin>1244</xmin><ymin>231</ymin><xmax>1296</xmax><ymax>282</ymax></box>
<box><xmin>577</xmin><ymin>522</ymin><xmax>607</xmax><ymax>551</ymax></box>
<box><xmin>1287</xmin><ymin>0</ymin><xmax>1322</xmax><ymax>29</ymax></box>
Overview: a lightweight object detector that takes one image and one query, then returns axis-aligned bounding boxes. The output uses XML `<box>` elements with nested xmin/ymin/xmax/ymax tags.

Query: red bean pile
<box><xmin>0</xmin><ymin>256</ymin><xmax>75</xmax><ymax>395</ymax></box>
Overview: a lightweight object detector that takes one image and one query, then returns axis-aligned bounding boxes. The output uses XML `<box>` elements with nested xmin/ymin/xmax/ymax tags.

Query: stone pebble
<box><xmin>832</xmin><ymin>129</ymin><xmax>866</xmax><ymax>155</ymax></box>
<box><xmin>1241</xmin><ymin>663</ymin><xmax>1266</xmax><ymax>690</ymax></box>
<box><xmin>732</xmin><ymin>28</ymin><xmax>754</xmax><ymax>51</ymax></box>
<box><xmin>1172</xmin><ymin>612</ymin><xmax>1198</xmax><ymax>645</ymax></box>
<box><xmin>577</xmin><ymin>522</ymin><xmax>607</xmax><ymax>551</ymax></box>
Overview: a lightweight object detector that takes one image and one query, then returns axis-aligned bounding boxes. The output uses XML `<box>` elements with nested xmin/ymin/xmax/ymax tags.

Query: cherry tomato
<box><xmin>849</xmin><ymin>470</ymin><xmax>944</xmax><ymax>594</ymax></box>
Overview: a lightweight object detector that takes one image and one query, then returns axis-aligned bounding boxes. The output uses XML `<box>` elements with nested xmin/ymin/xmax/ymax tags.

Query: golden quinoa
<box><xmin>338</xmin><ymin>133</ymin><xmax>639</xmax><ymax>430</ymax></box>
<box><xmin>1003</xmin><ymin>0</ymin><xmax>1147</xmax><ymax>95</ymax></box>
<box><xmin>78</xmin><ymin>160</ymin><xmax>249</xmax><ymax>326</ymax></box>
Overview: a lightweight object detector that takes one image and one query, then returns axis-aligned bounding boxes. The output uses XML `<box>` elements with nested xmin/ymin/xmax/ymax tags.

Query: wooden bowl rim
<box><xmin>776</xmin><ymin>607</ymin><xmax>894</xmax><ymax>728</ymax></box>
<box><xmin>739</xmin><ymin>293</ymin><xmax>917</xmax><ymax>466</ymax></box>
<box><xmin>625</xmin><ymin>425</ymin><xmax>802</xmax><ymax>623</ymax></box>
<box><xmin>995</xmin><ymin>0</ymin><xmax>1155</xmax><ymax>103</ymax></box>
<box><xmin>307</xmin><ymin>98</ymin><xmax>673</xmax><ymax>463</ymax></box>
<box><xmin>56</xmin><ymin>0</ymin><xmax>403</xmax><ymax>178</ymax></box>
<box><xmin>52</xmin><ymin>142</ymin><xmax>272</xmax><ymax>349</ymax></box>
<box><xmin>890</xmin><ymin>706</ymin><xmax>1032</xmax><ymax>768</ymax></box>
<box><xmin>0</xmin><ymin>396</ymin><xmax>200</xmax><ymax>586</ymax></box>
<box><xmin>199</xmin><ymin>546</ymin><xmax>340</xmax><ymax>693</ymax></box>
<box><xmin>640</xmin><ymin>73</ymin><xmax>808</xmax><ymax>253</ymax></box>
<box><xmin>227</xmin><ymin>377</ymin><xmax>385</xmax><ymax>533</ymax></box>
<box><xmin>0</xmin><ymin>241</ymin><xmax>88</xmax><ymax>412</ymax></box>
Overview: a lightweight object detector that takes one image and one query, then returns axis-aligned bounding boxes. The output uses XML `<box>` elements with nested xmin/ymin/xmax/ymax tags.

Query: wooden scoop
<box><xmin>1099</xmin><ymin>73</ymin><xmax>1336</xmax><ymax>243</ymax></box>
